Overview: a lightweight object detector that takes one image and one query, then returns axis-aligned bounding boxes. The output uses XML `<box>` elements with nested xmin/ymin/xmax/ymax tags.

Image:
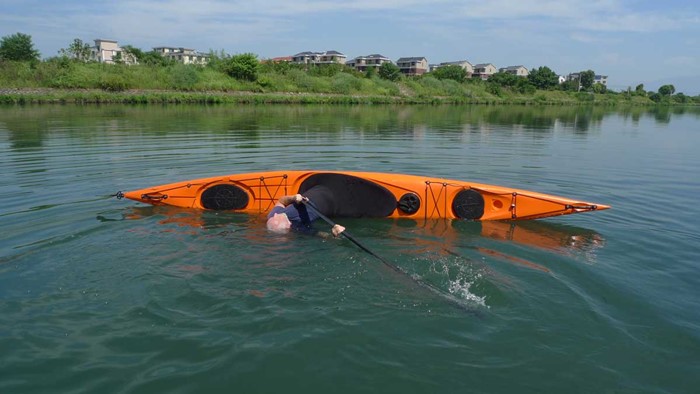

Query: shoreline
<box><xmin>0</xmin><ymin>87</ymin><xmax>681</xmax><ymax>106</ymax></box>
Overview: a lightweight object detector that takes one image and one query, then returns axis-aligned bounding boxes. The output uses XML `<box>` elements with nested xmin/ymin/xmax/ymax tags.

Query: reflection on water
<box><xmin>100</xmin><ymin>202</ymin><xmax>606</xmax><ymax>312</ymax></box>
<box><xmin>113</xmin><ymin>203</ymin><xmax>605</xmax><ymax>275</ymax></box>
<box><xmin>101</xmin><ymin>205</ymin><xmax>262</xmax><ymax>229</ymax></box>
<box><xmin>114</xmin><ymin>206</ymin><xmax>604</xmax><ymax>254</ymax></box>
<box><xmin>3</xmin><ymin>103</ymin><xmax>700</xmax><ymax>393</ymax></box>
<box><xmin>478</xmin><ymin>220</ymin><xmax>605</xmax><ymax>257</ymax></box>
<box><xmin>385</xmin><ymin>218</ymin><xmax>604</xmax><ymax>262</ymax></box>
<box><xmin>2</xmin><ymin>105</ymin><xmax>699</xmax><ymax>150</ymax></box>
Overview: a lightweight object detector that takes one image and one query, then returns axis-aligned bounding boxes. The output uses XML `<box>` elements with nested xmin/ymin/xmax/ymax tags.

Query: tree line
<box><xmin>1</xmin><ymin>32</ymin><xmax>697</xmax><ymax>105</ymax></box>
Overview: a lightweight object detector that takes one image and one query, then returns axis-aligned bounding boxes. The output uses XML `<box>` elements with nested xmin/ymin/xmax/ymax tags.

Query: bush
<box><xmin>575</xmin><ymin>92</ymin><xmax>594</xmax><ymax>102</ymax></box>
<box><xmin>591</xmin><ymin>83</ymin><xmax>607</xmax><ymax>94</ymax></box>
<box><xmin>222</xmin><ymin>53</ymin><xmax>259</xmax><ymax>82</ymax></box>
<box><xmin>98</xmin><ymin>74</ymin><xmax>129</xmax><ymax>91</ymax></box>
<box><xmin>169</xmin><ymin>64</ymin><xmax>200</xmax><ymax>90</ymax></box>
<box><xmin>331</xmin><ymin>73</ymin><xmax>362</xmax><ymax>94</ymax></box>
<box><xmin>378</xmin><ymin>63</ymin><xmax>401</xmax><ymax>81</ymax></box>
<box><xmin>440</xmin><ymin>79</ymin><xmax>465</xmax><ymax>96</ymax></box>
<box><xmin>307</xmin><ymin>63</ymin><xmax>346</xmax><ymax>77</ymax></box>
<box><xmin>516</xmin><ymin>78</ymin><xmax>536</xmax><ymax>94</ymax></box>
<box><xmin>44</xmin><ymin>61</ymin><xmax>97</xmax><ymax>88</ymax></box>
<box><xmin>286</xmin><ymin>69</ymin><xmax>331</xmax><ymax>92</ymax></box>
<box><xmin>431</xmin><ymin>65</ymin><xmax>467</xmax><ymax>83</ymax></box>
<box><xmin>486</xmin><ymin>83</ymin><xmax>502</xmax><ymax>96</ymax></box>
<box><xmin>488</xmin><ymin>72</ymin><xmax>519</xmax><ymax>88</ymax></box>
<box><xmin>259</xmin><ymin>60</ymin><xmax>301</xmax><ymax>75</ymax></box>
<box><xmin>672</xmin><ymin>93</ymin><xmax>689</xmax><ymax>104</ymax></box>
<box><xmin>370</xmin><ymin>77</ymin><xmax>400</xmax><ymax>96</ymax></box>
<box><xmin>0</xmin><ymin>60</ymin><xmax>35</xmax><ymax>87</ymax></box>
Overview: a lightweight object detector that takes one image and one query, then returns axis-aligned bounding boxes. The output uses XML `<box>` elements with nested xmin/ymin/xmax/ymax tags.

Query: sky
<box><xmin>2</xmin><ymin>0</ymin><xmax>699</xmax><ymax>94</ymax></box>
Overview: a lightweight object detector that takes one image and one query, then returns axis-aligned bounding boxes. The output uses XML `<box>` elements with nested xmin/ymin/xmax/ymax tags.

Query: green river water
<box><xmin>1</xmin><ymin>104</ymin><xmax>699</xmax><ymax>393</ymax></box>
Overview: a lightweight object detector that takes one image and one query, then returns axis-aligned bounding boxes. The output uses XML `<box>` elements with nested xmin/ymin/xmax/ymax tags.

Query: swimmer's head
<box><xmin>266</xmin><ymin>212</ymin><xmax>291</xmax><ymax>233</ymax></box>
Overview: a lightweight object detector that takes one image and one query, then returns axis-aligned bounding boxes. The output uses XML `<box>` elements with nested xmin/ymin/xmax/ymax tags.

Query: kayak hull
<box><xmin>121</xmin><ymin>170</ymin><xmax>609</xmax><ymax>221</ymax></box>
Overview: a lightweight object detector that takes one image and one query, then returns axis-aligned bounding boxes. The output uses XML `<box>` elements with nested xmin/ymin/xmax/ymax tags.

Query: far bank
<box><xmin>0</xmin><ymin>88</ymin><xmax>673</xmax><ymax>106</ymax></box>
<box><xmin>1</xmin><ymin>59</ymin><xmax>695</xmax><ymax>106</ymax></box>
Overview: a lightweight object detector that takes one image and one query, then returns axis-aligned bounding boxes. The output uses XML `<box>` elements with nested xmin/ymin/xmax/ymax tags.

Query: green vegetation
<box><xmin>0</xmin><ymin>33</ymin><xmax>40</xmax><ymax>63</ymax></box>
<box><xmin>378</xmin><ymin>63</ymin><xmax>401</xmax><ymax>82</ymax></box>
<box><xmin>1</xmin><ymin>33</ymin><xmax>698</xmax><ymax>106</ymax></box>
<box><xmin>528</xmin><ymin>66</ymin><xmax>559</xmax><ymax>90</ymax></box>
<box><xmin>58</xmin><ymin>38</ymin><xmax>92</xmax><ymax>61</ymax></box>
<box><xmin>220</xmin><ymin>53</ymin><xmax>260</xmax><ymax>82</ymax></box>
<box><xmin>431</xmin><ymin>65</ymin><xmax>468</xmax><ymax>83</ymax></box>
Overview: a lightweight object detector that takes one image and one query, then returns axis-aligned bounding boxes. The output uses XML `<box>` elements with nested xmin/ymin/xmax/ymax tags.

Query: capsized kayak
<box><xmin>118</xmin><ymin>170</ymin><xmax>609</xmax><ymax>221</ymax></box>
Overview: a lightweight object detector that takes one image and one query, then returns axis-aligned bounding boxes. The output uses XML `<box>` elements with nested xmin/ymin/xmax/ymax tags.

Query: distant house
<box><xmin>292</xmin><ymin>51</ymin><xmax>320</xmax><ymax>64</ymax></box>
<box><xmin>90</xmin><ymin>39</ymin><xmax>136</xmax><ymax>65</ymax></box>
<box><xmin>567</xmin><ymin>73</ymin><xmax>608</xmax><ymax>86</ymax></box>
<box><xmin>153</xmin><ymin>47</ymin><xmax>209</xmax><ymax>65</ymax></box>
<box><xmin>431</xmin><ymin>60</ymin><xmax>474</xmax><ymax>76</ymax></box>
<box><xmin>472</xmin><ymin>63</ymin><xmax>498</xmax><ymax>80</ymax></box>
<box><xmin>499</xmin><ymin>65</ymin><xmax>529</xmax><ymax>77</ymax></box>
<box><xmin>319</xmin><ymin>50</ymin><xmax>346</xmax><ymax>64</ymax></box>
<box><xmin>396</xmin><ymin>57</ymin><xmax>429</xmax><ymax>76</ymax></box>
<box><xmin>292</xmin><ymin>50</ymin><xmax>346</xmax><ymax>65</ymax></box>
<box><xmin>558</xmin><ymin>75</ymin><xmax>567</xmax><ymax>84</ymax></box>
<box><xmin>594</xmin><ymin>75</ymin><xmax>608</xmax><ymax>86</ymax></box>
<box><xmin>346</xmin><ymin>54</ymin><xmax>393</xmax><ymax>72</ymax></box>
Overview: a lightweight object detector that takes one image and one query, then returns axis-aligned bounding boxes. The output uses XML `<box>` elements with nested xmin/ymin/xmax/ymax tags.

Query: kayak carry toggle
<box><xmin>566</xmin><ymin>204</ymin><xmax>598</xmax><ymax>212</ymax></box>
<box><xmin>141</xmin><ymin>193</ymin><xmax>168</xmax><ymax>201</ymax></box>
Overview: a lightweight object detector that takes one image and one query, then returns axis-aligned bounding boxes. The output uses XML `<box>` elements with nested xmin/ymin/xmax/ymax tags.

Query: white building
<box><xmin>431</xmin><ymin>60</ymin><xmax>474</xmax><ymax>76</ymax></box>
<box><xmin>90</xmin><ymin>39</ymin><xmax>136</xmax><ymax>65</ymax></box>
<box><xmin>472</xmin><ymin>63</ymin><xmax>498</xmax><ymax>80</ymax></box>
<box><xmin>396</xmin><ymin>57</ymin><xmax>429</xmax><ymax>76</ymax></box>
<box><xmin>153</xmin><ymin>47</ymin><xmax>209</xmax><ymax>65</ymax></box>
<box><xmin>292</xmin><ymin>50</ymin><xmax>347</xmax><ymax>65</ymax></box>
<box><xmin>594</xmin><ymin>75</ymin><xmax>608</xmax><ymax>86</ymax></box>
<box><xmin>499</xmin><ymin>65</ymin><xmax>529</xmax><ymax>77</ymax></box>
<box><xmin>567</xmin><ymin>73</ymin><xmax>609</xmax><ymax>86</ymax></box>
<box><xmin>346</xmin><ymin>54</ymin><xmax>392</xmax><ymax>72</ymax></box>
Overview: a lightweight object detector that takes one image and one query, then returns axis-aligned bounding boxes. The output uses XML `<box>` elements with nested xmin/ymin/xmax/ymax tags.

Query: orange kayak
<box><xmin>119</xmin><ymin>170</ymin><xmax>609</xmax><ymax>220</ymax></box>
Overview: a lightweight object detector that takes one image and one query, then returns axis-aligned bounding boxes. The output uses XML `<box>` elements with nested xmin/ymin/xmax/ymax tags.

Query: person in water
<box><xmin>266</xmin><ymin>193</ymin><xmax>345</xmax><ymax>237</ymax></box>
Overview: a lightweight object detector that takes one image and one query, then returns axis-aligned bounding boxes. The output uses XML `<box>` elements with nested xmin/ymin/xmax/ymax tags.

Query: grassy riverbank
<box><xmin>0</xmin><ymin>59</ymin><xmax>695</xmax><ymax>105</ymax></box>
<box><xmin>0</xmin><ymin>87</ymin><xmax>660</xmax><ymax>106</ymax></box>
<box><xmin>1</xmin><ymin>88</ymin><xmax>632</xmax><ymax>105</ymax></box>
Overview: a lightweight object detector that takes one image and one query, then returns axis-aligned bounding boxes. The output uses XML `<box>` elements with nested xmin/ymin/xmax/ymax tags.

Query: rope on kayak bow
<box><xmin>470</xmin><ymin>187</ymin><xmax>600</xmax><ymax>219</ymax></box>
<box><xmin>424</xmin><ymin>180</ymin><xmax>467</xmax><ymax>218</ymax></box>
<box><xmin>511</xmin><ymin>193</ymin><xmax>599</xmax><ymax>218</ymax></box>
<box><xmin>424</xmin><ymin>181</ymin><xmax>448</xmax><ymax>218</ymax></box>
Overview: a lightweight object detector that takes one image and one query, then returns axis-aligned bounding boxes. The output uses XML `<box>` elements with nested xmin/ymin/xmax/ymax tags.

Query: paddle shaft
<box><xmin>302</xmin><ymin>199</ymin><xmax>396</xmax><ymax>271</ymax></box>
<box><xmin>301</xmin><ymin>198</ymin><xmax>476</xmax><ymax>313</ymax></box>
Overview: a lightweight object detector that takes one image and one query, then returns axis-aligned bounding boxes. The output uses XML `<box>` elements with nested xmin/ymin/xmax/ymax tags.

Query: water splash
<box><xmin>411</xmin><ymin>252</ymin><xmax>490</xmax><ymax>309</ymax></box>
<box><xmin>447</xmin><ymin>274</ymin><xmax>488</xmax><ymax>308</ymax></box>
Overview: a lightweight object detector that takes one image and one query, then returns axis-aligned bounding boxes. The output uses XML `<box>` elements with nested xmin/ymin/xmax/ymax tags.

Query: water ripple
<box><xmin>2</xmin><ymin>105</ymin><xmax>700</xmax><ymax>393</ymax></box>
